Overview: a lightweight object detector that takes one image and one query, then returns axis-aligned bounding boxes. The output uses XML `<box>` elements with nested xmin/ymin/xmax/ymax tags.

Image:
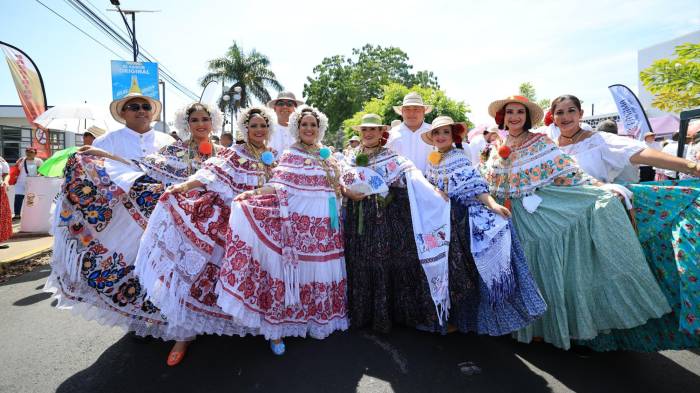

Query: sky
<box><xmin>1</xmin><ymin>0</ymin><xmax>698</xmax><ymax>130</ymax></box>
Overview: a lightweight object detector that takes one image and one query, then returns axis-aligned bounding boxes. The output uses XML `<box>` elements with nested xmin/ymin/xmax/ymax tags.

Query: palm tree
<box><xmin>201</xmin><ymin>41</ymin><xmax>283</xmax><ymax>112</ymax></box>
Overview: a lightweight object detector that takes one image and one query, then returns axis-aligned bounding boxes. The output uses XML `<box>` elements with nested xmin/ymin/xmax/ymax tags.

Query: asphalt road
<box><xmin>2</xmin><ymin>263</ymin><xmax>700</xmax><ymax>393</ymax></box>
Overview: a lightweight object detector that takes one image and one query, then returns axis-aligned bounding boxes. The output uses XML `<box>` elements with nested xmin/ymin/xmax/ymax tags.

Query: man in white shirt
<box><xmin>93</xmin><ymin>92</ymin><xmax>173</xmax><ymax>160</ymax></box>
<box><xmin>385</xmin><ymin>92</ymin><xmax>433</xmax><ymax>172</ymax></box>
<box><xmin>266</xmin><ymin>91</ymin><xmax>304</xmax><ymax>156</ymax></box>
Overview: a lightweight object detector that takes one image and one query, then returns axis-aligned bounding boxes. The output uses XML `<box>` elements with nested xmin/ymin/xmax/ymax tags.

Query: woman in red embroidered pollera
<box><xmin>215</xmin><ymin>105</ymin><xmax>361</xmax><ymax>355</ymax></box>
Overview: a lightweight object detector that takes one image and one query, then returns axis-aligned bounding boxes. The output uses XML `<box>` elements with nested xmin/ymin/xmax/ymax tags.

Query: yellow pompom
<box><xmin>428</xmin><ymin>151</ymin><xmax>442</xmax><ymax>165</ymax></box>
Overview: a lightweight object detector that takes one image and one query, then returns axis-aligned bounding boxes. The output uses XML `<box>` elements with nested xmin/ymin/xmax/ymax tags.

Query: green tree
<box><xmin>340</xmin><ymin>83</ymin><xmax>472</xmax><ymax>144</ymax></box>
<box><xmin>304</xmin><ymin>44</ymin><xmax>440</xmax><ymax>138</ymax></box>
<box><xmin>519</xmin><ymin>82</ymin><xmax>537</xmax><ymax>101</ymax></box>
<box><xmin>201</xmin><ymin>41</ymin><xmax>283</xmax><ymax>112</ymax></box>
<box><xmin>640</xmin><ymin>42</ymin><xmax>700</xmax><ymax>112</ymax></box>
<box><xmin>518</xmin><ymin>82</ymin><xmax>551</xmax><ymax>122</ymax></box>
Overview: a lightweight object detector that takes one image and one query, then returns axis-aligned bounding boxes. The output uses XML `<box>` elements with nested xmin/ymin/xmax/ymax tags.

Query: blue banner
<box><xmin>111</xmin><ymin>60</ymin><xmax>159</xmax><ymax>100</ymax></box>
<box><xmin>608</xmin><ymin>84</ymin><xmax>652</xmax><ymax>141</ymax></box>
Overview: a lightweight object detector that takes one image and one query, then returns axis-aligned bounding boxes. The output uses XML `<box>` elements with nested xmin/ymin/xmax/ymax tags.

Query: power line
<box><xmin>32</xmin><ymin>0</ymin><xmax>125</xmax><ymax>60</ymax></box>
<box><xmin>33</xmin><ymin>0</ymin><xmax>198</xmax><ymax>101</ymax></box>
<box><xmin>68</xmin><ymin>0</ymin><xmax>197</xmax><ymax>100</ymax></box>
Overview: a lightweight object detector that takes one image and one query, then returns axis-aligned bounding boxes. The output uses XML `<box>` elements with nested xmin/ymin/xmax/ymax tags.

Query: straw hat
<box><xmin>348</xmin><ymin>136</ymin><xmax>360</xmax><ymax>142</ymax></box>
<box><xmin>109</xmin><ymin>78</ymin><xmax>161</xmax><ymax>124</ymax></box>
<box><xmin>421</xmin><ymin>116</ymin><xmax>467</xmax><ymax>144</ymax></box>
<box><xmin>487</xmin><ymin>95</ymin><xmax>544</xmax><ymax>125</ymax></box>
<box><xmin>85</xmin><ymin>126</ymin><xmax>106</xmax><ymax>138</ymax></box>
<box><xmin>351</xmin><ymin>113</ymin><xmax>389</xmax><ymax>131</ymax></box>
<box><xmin>266</xmin><ymin>91</ymin><xmax>304</xmax><ymax>108</ymax></box>
<box><xmin>393</xmin><ymin>92</ymin><xmax>433</xmax><ymax>115</ymax></box>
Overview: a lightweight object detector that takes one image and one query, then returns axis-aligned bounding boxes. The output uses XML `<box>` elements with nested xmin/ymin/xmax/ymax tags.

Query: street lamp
<box><xmin>232</xmin><ymin>86</ymin><xmax>242</xmax><ymax>118</ymax></box>
<box><xmin>222</xmin><ymin>93</ymin><xmax>230</xmax><ymax>133</ymax></box>
<box><xmin>222</xmin><ymin>86</ymin><xmax>243</xmax><ymax>135</ymax></box>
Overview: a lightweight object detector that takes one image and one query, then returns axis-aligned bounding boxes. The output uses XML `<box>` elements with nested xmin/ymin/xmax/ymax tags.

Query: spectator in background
<box><xmin>13</xmin><ymin>147</ymin><xmax>43</xmax><ymax>220</ymax></box>
<box><xmin>640</xmin><ymin>132</ymin><xmax>660</xmax><ymax>181</ymax></box>
<box><xmin>267</xmin><ymin>91</ymin><xmax>304</xmax><ymax>155</ymax></box>
<box><xmin>82</xmin><ymin>126</ymin><xmax>105</xmax><ymax>146</ymax></box>
<box><xmin>220</xmin><ymin>132</ymin><xmax>234</xmax><ymax>147</ymax></box>
<box><xmin>596</xmin><ymin>119</ymin><xmax>618</xmax><ymax>134</ymax></box>
<box><xmin>657</xmin><ymin>132</ymin><xmax>683</xmax><ymax>180</ymax></box>
<box><xmin>211</xmin><ymin>135</ymin><xmax>220</xmax><ymax>145</ymax></box>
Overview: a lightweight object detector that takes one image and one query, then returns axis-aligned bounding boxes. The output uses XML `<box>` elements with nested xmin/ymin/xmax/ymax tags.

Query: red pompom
<box><xmin>497</xmin><ymin>145</ymin><xmax>512</xmax><ymax>159</ymax></box>
<box><xmin>198</xmin><ymin>141</ymin><xmax>213</xmax><ymax>155</ymax></box>
<box><xmin>544</xmin><ymin>110</ymin><xmax>553</xmax><ymax>126</ymax></box>
<box><xmin>495</xmin><ymin>109</ymin><xmax>504</xmax><ymax>125</ymax></box>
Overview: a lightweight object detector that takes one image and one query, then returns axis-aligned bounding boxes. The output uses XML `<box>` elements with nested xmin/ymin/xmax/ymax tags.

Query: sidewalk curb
<box><xmin>0</xmin><ymin>248</ymin><xmax>53</xmax><ymax>273</ymax></box>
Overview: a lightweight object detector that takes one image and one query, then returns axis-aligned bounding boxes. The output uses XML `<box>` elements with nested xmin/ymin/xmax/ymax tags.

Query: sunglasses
<box><xmin>123</xmin><ymin>103</ymin><xmax>153</xmax><ymax>112</ymax></box>
<box><xmin>274</xmin><ymin>100</ymin><xmax>296</xmax><ymax>107</ymax></box>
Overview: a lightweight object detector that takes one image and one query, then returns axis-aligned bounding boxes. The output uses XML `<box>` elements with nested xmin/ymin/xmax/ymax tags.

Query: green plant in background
<box><xmin>342</xmin><ymin>83</ymin><xmax>472</xmax><ymax>142</ymax></box>
<box><xmin>640</xmin><ymin>42</ymin><xmax>700</xmax><ymax>113</ymax></box>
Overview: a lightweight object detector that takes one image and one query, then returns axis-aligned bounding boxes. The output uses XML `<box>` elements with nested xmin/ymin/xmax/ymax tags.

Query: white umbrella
<box><xmin>33</xmin><ymin>104</ymin><xmax>120</xmax><ymax>133</ymax></box>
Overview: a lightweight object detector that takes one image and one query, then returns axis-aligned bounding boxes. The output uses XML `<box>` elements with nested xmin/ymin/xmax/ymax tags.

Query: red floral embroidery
<box><xmin>219</xmin><ymin>236</ymin><xmax>346</xmax><ymax>323</ymax></box>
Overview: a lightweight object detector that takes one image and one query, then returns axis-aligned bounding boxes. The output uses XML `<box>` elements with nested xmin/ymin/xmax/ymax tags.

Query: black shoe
<box><xmin>0</xmin><ymin>244</ymin><xmax>8</xmax><ymax>249</ymax></box>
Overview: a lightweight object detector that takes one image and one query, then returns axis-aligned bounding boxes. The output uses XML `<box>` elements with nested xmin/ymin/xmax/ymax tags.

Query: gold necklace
<box><xmin>244</xmin><ymin>142</ymin><xmax>274</xmax><ymax>186</ymax></box>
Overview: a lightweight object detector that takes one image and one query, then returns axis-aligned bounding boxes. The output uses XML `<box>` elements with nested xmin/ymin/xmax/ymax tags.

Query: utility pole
<box><xmin>108</xmin><ymin>1</ymin><xmax>159</xmax><ymax>62</ymax></box>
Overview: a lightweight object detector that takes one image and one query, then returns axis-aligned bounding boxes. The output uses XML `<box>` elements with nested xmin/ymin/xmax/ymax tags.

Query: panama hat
<box><xmin>393</xmin><ymin>92</ymin><xmax>433</xmax><ymax>116</ymax></box>
<box><xmin>348</xmin><ymin>136</ymin><xmax>360</xmax><ymax>142</ymax></box>
<box><xmin>421</xmin><ymin>116</ymin><xmax>467</xmax><ymax>144</ymax></box>
<box><xmin>85</xmin><ymin>126</ymin><xmax>106</xmax><ymax>138</ymax></box>
<box><xmin>109</xmin><ymin>78</ymin><xmax>161</xmax><ymax>124</ymax></box>
<box><xmin>351</xmin><ymin>113</ymin><xmax>389</xmax><ymax>131</ymax></box>
<box><xmin>267</xmin><ymin>91</ymin><xmax>304</xmax><ymax>108</ymax></box>
<box><xmin>487</xmin><ymin>95</ymin><xmax>544</xmax><ymax>125</ymax></box>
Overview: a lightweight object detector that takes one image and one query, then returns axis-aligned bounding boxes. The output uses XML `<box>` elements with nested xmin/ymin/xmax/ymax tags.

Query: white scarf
<box><xmin>405</xmin><ymin>169</ymin><xmax>451</xmax><ymax>325</ymax></box>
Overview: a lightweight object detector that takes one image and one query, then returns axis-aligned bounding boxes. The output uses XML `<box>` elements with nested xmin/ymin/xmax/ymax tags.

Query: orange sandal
<box><xmin>166</xmin><ymin>347</ymin><xmax>187</xmax><ymax>366</ymax></box>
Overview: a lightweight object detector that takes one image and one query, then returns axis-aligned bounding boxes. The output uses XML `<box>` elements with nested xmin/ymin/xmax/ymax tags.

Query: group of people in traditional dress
<box><xmin>45</xmin><ymin>85</ymin><xmax>700</xmax><ymax>367</ymax></box>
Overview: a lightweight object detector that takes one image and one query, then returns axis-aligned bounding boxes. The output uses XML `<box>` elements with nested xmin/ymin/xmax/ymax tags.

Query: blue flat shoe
<box><xmin>269</xmin><ymin>340</ymin><xmax>285</xmax><ymax>356</ymax></box>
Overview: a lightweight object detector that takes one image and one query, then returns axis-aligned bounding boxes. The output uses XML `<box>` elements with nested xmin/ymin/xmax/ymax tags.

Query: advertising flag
<box><xmin>608</xmin><ymin>84</ymin><xmax>653</xmax><ymax>141</ymax></box>
<box><xmin>1</xmin><ymin>41</ymin><xmax>50</xmax><ymax>158</ymax></box>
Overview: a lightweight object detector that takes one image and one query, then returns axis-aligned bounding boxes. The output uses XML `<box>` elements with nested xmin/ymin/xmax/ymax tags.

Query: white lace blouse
<box><xmin>558</xmin><ymin>132</ymin><xmax>646</xmax><ymax>184</ymax></box>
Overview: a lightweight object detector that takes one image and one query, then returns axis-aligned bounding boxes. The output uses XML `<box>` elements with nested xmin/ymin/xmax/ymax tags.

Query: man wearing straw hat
<box><xmin>267</xmin><ymin>91</ymin><xmax>304</xmax><ymax>155</ymax></box>
<box><xmin>92</xmin><ymin>84</ymin><xmax>173</xmax><ymax>160</ymax></box>
<box><xmin>386</xmin><ymin>92</ymin><xmax>433</xmax><ymax>172</ymax></box>
<box><xmin>82</xmin><ymin>126</ymin><xmax>106</xmax><ymax>146</ymax></box>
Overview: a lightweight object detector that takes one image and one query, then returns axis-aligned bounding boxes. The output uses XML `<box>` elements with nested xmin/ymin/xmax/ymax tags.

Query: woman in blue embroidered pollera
<box><xmin>134</xmin><ymin>106</ymin><xmax>278</xmax><ymax>365</ymax></box>
<box><xmin>544</xmin><ymin>94</ymin><xmax>700</xmax><ymax>351</ymax></box>
<box><xmin>421</xmin><ymin>115</ymin><xmax>546</xmax><ymax>335</ymax></box>
<box><xmin>481</xmin><ymin>95</ymin><xmax>671</xmax><ymax>350</ymax></box>
<box><xmin>341</xmin><ymin>113</ymin><xmax>452</xmax><ymax>333</ymax></box>
<box><xmin>45</xmin><ymin>102</ymin><xmax>222</xmax><ymax>356</ymax></box>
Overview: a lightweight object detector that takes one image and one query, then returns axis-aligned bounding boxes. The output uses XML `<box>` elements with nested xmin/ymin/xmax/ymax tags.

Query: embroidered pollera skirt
<box><xmin>578</xmin><ymin>179</ymin><xmax>700</xmax><ymax>351</ymax></box>
<box><xmin>508</xmin><ymin>185</ymin><xmax>671</xmax><ymax>350</ymax></box>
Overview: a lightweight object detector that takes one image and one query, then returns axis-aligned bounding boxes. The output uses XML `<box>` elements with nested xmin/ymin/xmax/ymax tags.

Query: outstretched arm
<box><xmin>630</xmin><ymin>148</ymin><xmax>700</xmax><ymax>177</ymax></box>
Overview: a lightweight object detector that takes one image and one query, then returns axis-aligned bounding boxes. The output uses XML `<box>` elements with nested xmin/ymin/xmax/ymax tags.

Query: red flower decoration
<box><xmin>199</xmin><ymin>141</ymin><xmax>213</xmax><ymax>155</ymax></box>
<box><xmin>544</xmin><ymin>110</ymin><xmax>553</xmax><ymax>126</ymax></box>
<box><xmin>498</xmin><ymin>145</ymin><xmax>512</xmax><ymax>159</ymax></box>
<box><xmin>380</xmin><ymin>131</ymin><xmax>390</xmax><ymax>146</ymax></box>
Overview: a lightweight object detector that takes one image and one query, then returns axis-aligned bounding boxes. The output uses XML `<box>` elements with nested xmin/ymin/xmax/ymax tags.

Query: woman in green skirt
<box><xmin>480</xmin><ymin>95</ymin><xmax>671</xmax><ymax>350</ymax></box>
